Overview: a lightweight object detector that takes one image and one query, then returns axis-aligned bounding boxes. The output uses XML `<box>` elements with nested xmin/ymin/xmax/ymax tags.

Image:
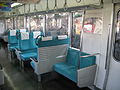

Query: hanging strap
<box><xmin>46</xmin><ymin>0</ymin><xmax>49</xmax><ymax>12</ymax></box>
<box><xmin>63</xmin><ymin>0</ymin><xmax>68</xmax><ymax>11</ymax></box>
<box><xmin>54</xmin><ymin>0</ymin><xmax>58</xmax><ymax>12</ymax></box>
<box><xmin>76</xmin><ymin>0</ymin><xmax>81</xmax><ymax>3</ymax></box>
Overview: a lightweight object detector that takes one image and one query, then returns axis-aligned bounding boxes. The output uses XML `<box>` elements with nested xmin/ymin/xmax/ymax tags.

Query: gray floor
<box><xmin>0</xmin><ymin>41</ymin><xmax>90</xmax><ymax>90</ymax></box>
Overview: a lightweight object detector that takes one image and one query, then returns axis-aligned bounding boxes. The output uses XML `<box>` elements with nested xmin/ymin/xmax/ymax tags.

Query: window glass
<box><xmin>26</xmin><ymin>16</ymin><xmax>30</xmax><ymax>30</ymax></box>
<box><xmin>14</xmin><ymin>17</ymin><xmax>18</xmax><ymax>29</ymax></box>
<box><xmin>0</xmin><ymin>20</ymin><xmax>5</xmax><ymax>34</ymax></box>
<box><xmin>46</xmin><ymin>13</ymin><xmax>69</xmax><ymax>36</ymax></box>
<box><xmin>17</xmin><ymin>16</ymin><xmax>24</xmax><ymax>29</ymax></box>
<box><xmin>30</xmin><ymin>15</ymin><xmax>44</xmax><ymax>32</ymax></box>
<box><xmin>6</xmin><ymin>18</ymin><xmax>13</xmax><ymax>29</ymax></box>
<box><xmin>71</xmin><ymin>12</ymin><xmax>83</xmax><ymax>49</ymax></box>
<box><xmin>114</xmin><ymin>11</ymin><xmax>120</xmax><ymax>61</ymax></box>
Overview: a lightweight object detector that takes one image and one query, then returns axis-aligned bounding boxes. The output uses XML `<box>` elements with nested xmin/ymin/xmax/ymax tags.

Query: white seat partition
<box><xmin>30</xmin><ymin>36</ymin><xmax>69</xmax><ymax>81</ymax></box>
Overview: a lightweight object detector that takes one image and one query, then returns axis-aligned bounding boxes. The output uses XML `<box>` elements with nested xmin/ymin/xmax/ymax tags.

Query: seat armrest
<box><xmin>80</xmin><ymin>53</ymin><xmax>100</xmax><ymax>58</ymax></box>
<box><xmin>15</xmin><ymin>48</ymin><xmax>22</xmax><ymax>53</ymax></box>
<box><xmin>30</xmin><ymin>58</ymin><xmax>38</xmax><ymax>62</ymax></box>
<box><xmin>56</xmin><ymin>55</ymin><xmax>66</xmax><ymax>59</ymax></box>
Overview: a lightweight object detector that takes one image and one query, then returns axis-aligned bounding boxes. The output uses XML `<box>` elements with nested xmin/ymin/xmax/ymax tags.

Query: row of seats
<box><xmin>7</xmin><ymin>29</ymin><xmax>97</xmax><ymax>88</ymax></box>
<box><xmin>8</xmin><ymin>29</ymin><xmax>42</xmax><ymax>62</ymax></box>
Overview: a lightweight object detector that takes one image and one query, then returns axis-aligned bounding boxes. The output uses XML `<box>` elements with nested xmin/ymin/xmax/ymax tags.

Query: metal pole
<box><xmin>79</xmin><ymin>10</ymin><xmax>86</xmax><ymax>69</ymax></box>
<box><xmin>43</xmin><ymin>15</ymin><xmax>46</xmax><ymax>36</ymax></box>
<box><xmin>68</xmin><ymin>12</ymin><xmax>73</xmax><ymax>47</ymax></box>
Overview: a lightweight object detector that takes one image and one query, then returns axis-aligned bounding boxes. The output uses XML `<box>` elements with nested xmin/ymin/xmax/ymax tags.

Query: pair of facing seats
<box><xmin>53</xmin><ymin>48</ymin><xmax>97</xmax><ymax>87</ymax></box>
<box><xmin>8</xmin><ymin>29</ymin><xmax>42</xmax><ymax>62</ymax></box>
<box><xmin>16</xmin><ymin>31</ymin><xmax>43</xmax><ymax>61</ymax></box>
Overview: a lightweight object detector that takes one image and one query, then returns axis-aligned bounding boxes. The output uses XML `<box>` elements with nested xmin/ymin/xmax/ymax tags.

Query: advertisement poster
<box><xmin>84</xmin><ymin>17</ymin><xmax>103</xmax><ymax>34</ymax></box>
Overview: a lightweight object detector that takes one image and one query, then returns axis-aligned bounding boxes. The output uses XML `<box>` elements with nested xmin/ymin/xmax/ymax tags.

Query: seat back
<box><xmin>36</xmin><ymin>35</ymin><xmax>69</xmax><ymax>74</ymax></box>
<box><xmin>29</xmin><ymin>31</ymin><xmax>43</xmax><ymax>49</ymax></box>
<box><xmin>8</xmin><ymin>30</ymin><xmax>17</xmax><ymax>44</ymax></box>
<box><xmin>18</xmin><ymin>32</ymin><xmax>30</xmax><ymax>51</ymax></box>
<box><xmin>66</xmin><ymin>48</ymin><xmax>80</xmax><ymax>67</ymax></box>
<box><xmin>79</xmin><ymin>52</ymin><xmax>96</xmax><ymax>69</ymax></box>
<box><xmin>66</xmin><ymin>48</ymin><xmax>96</xmax><ymax>69</ymax></box>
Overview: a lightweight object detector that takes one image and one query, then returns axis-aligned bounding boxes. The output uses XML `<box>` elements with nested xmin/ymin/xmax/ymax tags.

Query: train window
<box><xmin>14</xmin><ymin>17</ymin><xmax>18</xmax><ymax>29</ymax></box>
<box><xmin>114</xmin><ymin>11</ymin><xmax>120</xmax><ymax>61</ymax></box>
<box><xmin>46</xmin><ymin>13</ymin><xmax>68</xmax><ymax>36</ymax></box>
<box><xmin>71</xmin><ymin>12</ymin><xmax>83</xmax><ymax>49</ymax></box>
<box><xmin>30</xmin><ymin>15</ymin><xmax>44</xmax><ymax>31</ymax></box>
<box><xmin>17</xmin><ymin>16</ymin><xmax>24</xmax><ymax>29</ymax></box>
<box><xmin>5</xmin><ymin>18</ymin><xmax>13</xmax><ymax>29</ymax></box>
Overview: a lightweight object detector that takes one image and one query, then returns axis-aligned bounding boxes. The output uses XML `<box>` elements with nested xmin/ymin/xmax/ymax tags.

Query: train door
<box><xmin>105</xmin><ymin>4</ymin><xmax>120</xmax><ymax>90</ymax></box>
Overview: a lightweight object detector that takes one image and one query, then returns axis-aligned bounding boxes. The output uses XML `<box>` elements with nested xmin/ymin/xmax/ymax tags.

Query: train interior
<box><xmin>0</xmin><ymin>0</ymin><xmax>120</xmax><ymax>90</ymax></box>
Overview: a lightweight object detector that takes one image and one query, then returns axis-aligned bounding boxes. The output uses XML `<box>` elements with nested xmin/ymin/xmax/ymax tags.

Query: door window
<box><xmin>113</xmin><ymin>10</ymin><xmax>120</xmax><ymax>61</ymax></box>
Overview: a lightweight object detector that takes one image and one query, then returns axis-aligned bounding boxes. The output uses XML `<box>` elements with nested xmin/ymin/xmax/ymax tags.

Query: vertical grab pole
<box><xmin>79</xmin><ymin>10</ymin><xmax>86</xmax><ymax>69</ymax></box>
<box><xmin>68</xmin><ymin>12</ymin><xmax>73</xmax><ymax>47</ymax></box>
<box><xmin>43</xmin><ymin>15</ymin><xmax>46</xmax><ymax>36</ymax></box>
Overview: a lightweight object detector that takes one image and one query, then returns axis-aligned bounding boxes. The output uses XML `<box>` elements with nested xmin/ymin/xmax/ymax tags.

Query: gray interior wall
<box><xmin>82</xmin><ymin>9</ymin><xmax>107</xmax><ymax>89</ymax></box>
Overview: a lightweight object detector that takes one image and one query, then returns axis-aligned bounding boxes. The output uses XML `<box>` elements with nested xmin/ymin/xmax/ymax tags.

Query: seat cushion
<box><xmin>9</xmin><ymin>44</ymin><xmax>18</xmax><ymax>51</ymax></box>
<box><xmin>20</xmin><ymin>52</ymin><xmax>37</xmax><ymax>61</ymax></box>
<box><xmin>53</xmin><ymin>62</ymin><xmax>77</xmax><ymax>83</ymax></box>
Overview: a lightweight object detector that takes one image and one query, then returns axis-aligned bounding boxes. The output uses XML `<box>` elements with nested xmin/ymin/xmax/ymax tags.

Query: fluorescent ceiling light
<box><xmin>11</xmin><ymin>3</ymin><xmax>22</xmax><ymax>7</ymax></box>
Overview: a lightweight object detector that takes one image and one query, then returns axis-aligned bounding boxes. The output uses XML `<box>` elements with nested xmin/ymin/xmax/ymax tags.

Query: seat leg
<box><xmin>8</xmin><ymin>51</ymin><xmax>12</xmax><ymax>62</ymax></box>
<box><xmin>20</xmin><ymin>60</ymin><xmax>24</xmax><ymax>71</ymax></box>
<box><xmin>37</xmin><ymin>75</ymin><xmax>41</xmax><ymax>82</ymax></box>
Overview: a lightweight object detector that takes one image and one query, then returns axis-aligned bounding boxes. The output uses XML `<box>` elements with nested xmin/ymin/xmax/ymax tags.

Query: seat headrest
<box><xmin>20</xmin><ymin>29</ymin><xmax>27</xmax><ymax>32</ymax></box>
<box><xmin>33</xmin><ymin>31</ymin><xmax>41</xmax><ymax>38</ymax></box>
<box><xmin>42</xmin><ymin>36</ymin><xmax>52</xmax><ymax>41</ymax></box>
<box><xmin>21</xmin><ymin>32</ymin><xmax>29</xmax><ymax>40</ymax></box>
<box><xmin>58</xmin><ymin>35</ymin><xmax>67</xmax><ymax>40</ymax></box>
<box><xmin>10</xmin><ymin>30</ymin><xmax>16</xmax><ymax>36</ymax></box>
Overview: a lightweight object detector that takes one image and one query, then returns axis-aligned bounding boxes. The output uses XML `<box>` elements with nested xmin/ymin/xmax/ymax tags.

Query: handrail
<box><xmin>80</xmin><ymin>53</ymin><xmax>100</xmax><ymax>58</ymax></box>
<box><xmin>30</xmin><ymin>58</ymin><xmax>38</xmax><ymax>62</ymax></box>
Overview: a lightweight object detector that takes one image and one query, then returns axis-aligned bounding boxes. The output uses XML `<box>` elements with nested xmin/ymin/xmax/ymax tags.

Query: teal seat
<box><xmin>54</xmin><ymin>62</ymin><xmax>77</xmax><ymax>82</ymax></box>
<box><xmin>53</xmin><ymin>48</ymin><xmax>96</xmax><ymax>83</ymax></box>
<box><xmin>17</xmin><ymin>32</ymin><xmax>38</xmax><ymax>61</ymax></box>
<box><xmin>8</xmin><ymin>30</ymin><xmax>19</xmax><ymax>51</ymax></box>
<box><xmin>20</xmin><ymin>52</ymin><xmax>37</xmax><ymax>61</ymax></box>
<box><xmin>9</xmin><ymin>44</ymin><xmax>18</xmax><ymax>51</ymax></box>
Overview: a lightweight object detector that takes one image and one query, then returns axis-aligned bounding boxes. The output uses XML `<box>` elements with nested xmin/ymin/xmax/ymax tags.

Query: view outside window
<box><xmin>6</xmin><ymin>18</ymin><xmax>13</xmax><ymax>29</ymax></box>
<box><xmin>46</xmin><ymin>13</ymin><xmax>69</xmax><ymax>36</ymax></box>
<box><xmin>26</xmin><ymin>16</ymin><xmax>30</xmax><ymax>30</ymax></box>
<box><xmin>14</xmin><ymin>17</ymin><xmax>18</xmax><ymax>29</ymax></box>
<box><xmin>17</xmin><ymin>16</ymin><xmax>24</xmax><ymax>29</ymax></box>
<box><xmin>114</xmin><ymin>11</ymin><xmax>120</xmax><ymax>61</ymax></box>
<box><xmin>71</xmin><ymin>12</ymin><xmax>83</xmax><ymax>49</ymax></box>
<box><xmin>30</xmin><ymin>15</ymin><xmax>44</xmax><ymax>32</ymax></box>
